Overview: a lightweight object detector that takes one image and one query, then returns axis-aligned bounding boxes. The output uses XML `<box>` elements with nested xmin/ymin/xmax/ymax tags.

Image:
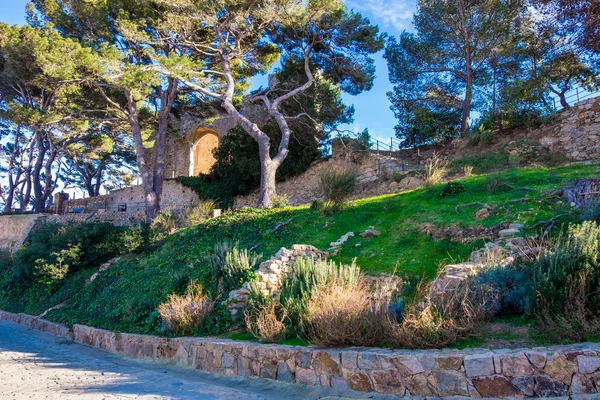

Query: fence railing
<box><xmin>550</xmin><ymin>85</ymin><xmax>600</xmax><ymax>111</ymax></box>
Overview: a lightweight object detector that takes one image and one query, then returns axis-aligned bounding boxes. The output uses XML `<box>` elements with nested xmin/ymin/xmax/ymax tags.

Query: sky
<box><xmin>0</xmin><ymin>0</ymin><xmax>416</xmax><ymax>146</ymax></box>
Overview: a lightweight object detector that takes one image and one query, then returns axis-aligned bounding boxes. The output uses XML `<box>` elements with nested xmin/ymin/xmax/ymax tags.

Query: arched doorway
<box><xmin>189</xmin><ymin>128</ymin><xmax>219</xmax><ymax>176</ymax></box>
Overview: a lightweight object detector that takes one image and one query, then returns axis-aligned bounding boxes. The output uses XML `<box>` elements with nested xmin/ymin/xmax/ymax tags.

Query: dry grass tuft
<box><xmin>424</xmin><ymin>152</ymin><xmax>448</xmax><ymax>186</ymax></box>
<box><xmin>244</xmin><ymin>299</ymin><xmax>287</xmax><ymax>343</ymax></box>
<box><xmin>158</xmin><ymin>280</ymin><xmax>213</xmax><ymax>335</ymax></box>
<box><xmin>463</xmin><ymin>165</ymin><xmax>474</xmax><ymax>177</ymax></box>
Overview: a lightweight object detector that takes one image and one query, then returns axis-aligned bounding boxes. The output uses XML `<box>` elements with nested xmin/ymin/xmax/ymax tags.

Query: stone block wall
<box><xmin>60</xmin><ymin>180</ymin><xmax>200</xmax><ymax>220</ymax></box>
<box><xmin>226</xmin><ymin>245</ymin><xmax>328</xmax><ymax>319</ymax></box>
<box><xmin>2</xmin><ymin>309</ymin><xmax>600</xmax><ymax>398</ymax></box>
<box><xmin>0</xmin><ymin>214</ymin><xmax>46</xmax><ymax>253</ymax></box>
<box><xmin>233</xmin><ymin>152</ymin><xmax>423</xmax><ymax>208</ymax></box>
<box><xmin>539</xmin><ymin>97</ymin><xmax>600</xmax><ymax>160</ymax></box>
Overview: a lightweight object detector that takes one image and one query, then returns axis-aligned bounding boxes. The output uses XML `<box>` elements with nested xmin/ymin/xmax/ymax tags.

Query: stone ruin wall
<box><xmin>233</xmin><ymin>150</ymin><xmax>424</xmax><ymax>208</ymax></box>
<box><xmin>56</xmin><ymin>180</ymin><xmax>200</xmax><ymax>226</ymax></box>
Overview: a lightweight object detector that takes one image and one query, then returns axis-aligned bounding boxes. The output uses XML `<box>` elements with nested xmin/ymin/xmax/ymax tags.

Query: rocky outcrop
<box><xmin>429</xmin><ymin>223</ymin><xmax>531</xmax><ymax>301</ymax></box>
<box><xmin>226</xmin><ymin>245</ymin><xmax>328</xmax><ymax>319</ymax></box>
<box><xmin>3</xmin><ymin>308</ymin><xmax>600</xmax><ymax>398</ymax></box>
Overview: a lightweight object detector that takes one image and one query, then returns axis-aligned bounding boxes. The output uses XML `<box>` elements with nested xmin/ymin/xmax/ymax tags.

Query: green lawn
<box><xmin>3</xmin><ymin>163</ymin><xmax>598</xmax><ymax>335</ymax></box>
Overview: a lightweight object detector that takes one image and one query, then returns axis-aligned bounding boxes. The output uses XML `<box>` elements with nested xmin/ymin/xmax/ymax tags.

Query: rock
<box><xmin>577</xmin><ymin>354</ymin><xmax>600</xmax><ymax>374</ymax></box>
<box><xmin>475</xmin><ymin>208</ymin><xmax>491</xmax><ymax>219</ymax></box>
<box><xmin>524</xmin><ymin>351</ymin><xmax>546</xmax><ymax>370</ymax></box>
<box><xmin>571</xmin><ymin>373</ymin><xmax>597</xmax><ymax>394</ymax></box>
<box><xmin>295</xmin><ymin>367</ymin><xmax>318</xmax><ymax>385</ymax></box>
<box><xmin>509</xmin><ymin>223</ymin><xmax>524</xmax><ymax>230</ymax></box>
<box><xmin>471</xmin><ymin>375</ymin><xmax>522</xmax><ymax>398</ymax></box>
<box><xmin>501</xmin><ymin>353</ymin><xmax>534</xmax><ymax>377</ymax></box>
<box><xmin>392</xmin><ymin>355</ymin><xmax>425</xmax><ymax>376</ymax></box>
<box><xmin>436</xmin><ymin>354</ymin><xmax>463</xmax><ymax>370</ymax></box>
<box><xmin>370</xmin><ymin>369</ymin><xmax>405</xmax><ymax>395</ymax></box>
<box><xmin>277</xmin><ymin>361</ymin><xmax>294</xmax><ymax>382</ymax></box>
<box><xmin>359</xmin><ymin>228</ymin><xmax>381</xmax><ymax>238</ymax></box>
<box><xmin>544</xmin><ymin>354</ymin><xmax>577</xmax><ymax>384</ymax></box>
<box><xmin>499</xmin><ymin>228</ymin><xmax>520</xmax><ymax>237</ymax></box>
<box><xmin>313</xmin><ymin>352</ymin><xmax>340</xmax><ymax>375</ymax></box>
<box><xmin>464</xmin><ymin>353</ymin><xmax>495</xmax><ymax>377</ymax></box>
<box><xmin>534</xmin><ymin>375</ymin><xmax>569</xmax><ymax>397</ymax></box>
<box><xmin>347</xmin><ymin>372</ymin><xmax>373</xmax><ymax>392</ymax></box>
<box><xmin>511</xmin><ymin>376</ymin><xmax>535</xmax><ymax>396</ymax></box>
<box><xmin>357</xmin><ymin>353</ymin><xmax>380</xmax><ymax>370</ymax></box>
<box><xmin>329</xmin><ymin>232</ymin><xmax>354</xmax><ymax>248</ymax></box>
<box><xmin>433</xmin><ymin>370</ymin><xmax>468</xmax><ymax>396</ymax></box>
<box><xmin>404</xmin><ymin>372</ymin><xmax>438</xmax><ymax>396</ymax></box>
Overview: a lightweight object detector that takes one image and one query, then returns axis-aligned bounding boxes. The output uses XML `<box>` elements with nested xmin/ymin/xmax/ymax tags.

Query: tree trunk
<box><xmin>461</xmin><ymin>71</ymin><xmax>473</xmax><ymax>136</ymax></box>
<box><xmin>257</xmin><ymin>135</ymin><xmax>277</xmax><ymax>208</ymax></box>
<box><xmin>31</xmin><ymin>130</ymin><xmax>47</xmax><ymax>213</ymax></box>
<box><xmin>559</xmin><ymin>92</ymin><xmax>570</xmax><ymax>109</ymax></box>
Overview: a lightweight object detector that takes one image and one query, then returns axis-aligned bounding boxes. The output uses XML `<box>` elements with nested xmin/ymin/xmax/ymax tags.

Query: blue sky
<box><xmin>1</xmin><ymin>0</ymin><xmax>416</xmax><ymax>144</ymax></box>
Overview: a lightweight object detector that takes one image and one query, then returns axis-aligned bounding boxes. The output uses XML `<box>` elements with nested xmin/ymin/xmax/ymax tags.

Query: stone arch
<box><xmin>189</xmin><ymin>128</ymin><xmax>219</xmax><ymax>176</ymax></box>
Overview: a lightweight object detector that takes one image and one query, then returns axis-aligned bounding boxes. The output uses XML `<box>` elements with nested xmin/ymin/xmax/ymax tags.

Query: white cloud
<box><xmin>344</xmin><ymin>0</ymin><xmax>416</xmax><ymax>33</ymax></box>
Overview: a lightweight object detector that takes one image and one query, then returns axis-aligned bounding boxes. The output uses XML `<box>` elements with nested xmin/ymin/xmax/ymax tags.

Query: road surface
<box><xmin>0</xmin><ymin>320</ymin><xmax>382</xmax><ymax>400</ymax></box>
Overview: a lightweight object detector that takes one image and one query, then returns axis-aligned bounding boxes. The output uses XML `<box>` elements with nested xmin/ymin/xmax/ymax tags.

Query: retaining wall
<box><xmin>0</xmin><ymin>214</ymin><xmax>46</xmax><ymax>253</ymax></box>
<box><xmin>2</xmin><ymin>309</ymin><xmax>600</xmax><ymax>398</ymax></box>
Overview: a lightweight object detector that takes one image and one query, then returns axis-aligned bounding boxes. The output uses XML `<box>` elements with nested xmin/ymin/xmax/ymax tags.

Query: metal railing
<box><xmin>550</xmin><ymin>85</ymin><xmax>600</xmax><ymax>111</ymax></box>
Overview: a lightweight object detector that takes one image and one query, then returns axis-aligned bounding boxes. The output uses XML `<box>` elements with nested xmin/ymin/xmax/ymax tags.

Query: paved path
<box><xmin>0</xmin><ymin>320</ymin><xmax>384</xmax><ymax>400</ymax></box>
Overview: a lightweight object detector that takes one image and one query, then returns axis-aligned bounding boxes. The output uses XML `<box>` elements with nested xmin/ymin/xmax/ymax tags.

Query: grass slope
<box><xmin>6</xmin><ymin>163</ymin><xmax>599</xmax><ymax>335</ymax></box>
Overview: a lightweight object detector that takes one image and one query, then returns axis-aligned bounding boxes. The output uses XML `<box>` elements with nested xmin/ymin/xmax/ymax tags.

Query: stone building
<box><xmin>160</xmin><ymin>102</ymin><xmax>271</xmax><ymax>179</ymax></box>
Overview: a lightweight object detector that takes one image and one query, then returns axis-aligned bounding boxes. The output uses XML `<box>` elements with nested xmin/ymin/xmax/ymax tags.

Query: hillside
<box><xmin>0</xmin><ymin>163</ymin><xmax>594</xmax><ymax>336</ymax></box>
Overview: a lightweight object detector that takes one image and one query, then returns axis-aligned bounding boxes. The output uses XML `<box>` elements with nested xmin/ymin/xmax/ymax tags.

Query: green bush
<box><xmin>11</xmin><ymin>222</ymin><xmax>125</xmax><ymax>281</ymax></box>
<box><xmin>202</xmin><ymin>242</ymin><xmax>261</xmax><ymax>293</ymax></box>
<box><xmin>480</xmin><ymin>130</ymin><xmax>495</xmax><ymax>146</ymax></box>
<box><xmin>272</xmin><ymin>194</ymin><xmax>290</xmax><ymax>209</ymax></box>
<box><xmin>186</xmin><ymin>200</ymin><xmax>216</xmax><ymax>225</ymax></box>
<box><xmin>581</xmin><ymin>200</ymin><xmax>600</xmax><ymax>225</ymax></box>
<box><xmin>439</xmin><ymin>181</ymin><xmax>466</xmax><ymax>198</ymax></box>
<box><xmin>150</xmin><ymin>207</ymin><xmax>185</xmax><ymax>242</ymax></box>
<box><xmin>319</xmin><ymin>168</ymin><xmax>359</xmax><ymax>205</ymax></box>
<box><xmin>529</xmin><ymin>222</ymin><xmax>600</xmax><ymax>341</ymax></box>
<box><xmin>0</xmin><ymin>249</ymin><xmax>12</xmax><ymax>271</ymax></box>
<box><xmin>469</xmin><ymin>265</ymin><xmax>532</xmax><ymax>316</ymax></box>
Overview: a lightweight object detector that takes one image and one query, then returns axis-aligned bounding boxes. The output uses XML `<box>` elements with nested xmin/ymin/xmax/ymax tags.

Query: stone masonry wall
<box><xmin>233</xmin><ymin>152</ymin><xmax>424</xmax><ymax>208</ymax></box>
<box><xmin>60</xmin><ymin>180</ymin><xmax>200</xmax><ymax>217</ymax></box>
<box><xmin>0</xmin><ymin>214</ymin><xmax>46</xmax><ymax>253</ymax></box>
<box><xmin>226</xmin><ymin>245</ymin><xmax>328</xmax><ymax>319</ymax></box>
<box><xmin>2</xmin><ymin>309</ymin><xmax>600</xmax><ymax>398</ymax></box>
<box><xmin>538</xmin><ymin>97</ymin><xmax>600</xmax><ymax>161</ymax></box>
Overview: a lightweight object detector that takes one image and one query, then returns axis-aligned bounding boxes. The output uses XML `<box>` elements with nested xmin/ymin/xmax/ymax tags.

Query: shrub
<box><xmin>158</xmin><ymin>280</ymin><xmax>213</xmax><ymax>335</ymax></box>
<box><xmin>186</xmin><ymin>200</ymin><xmax>216</xmax><ymax>225</ymax></box>
<box><xmin>272</xmin><ymin>194</ymin><xmax>290</xmax><ymax>209</ymax></box>
<box><xmin>439</xmin><ymin>181</ymin><xmax>466</xmax><ymax>198</ymax></box>
<box><xmin>480</xmin><ymin>130</ymin><xmax>495</xmax><ymax>146</ymax></box>
<box><xmin>318</xmin><ymin>167</ymin><xmax>359</xmax><ymax>205</ymax></box>
<box><xmin>581</xmin><ymin>200</ymin><xmax>600</xmax><ymax>224</ymax></box>
<box><xmin>244</xmin><ymin>298</ymin><xmax>287</xmax><ymax>343</ymax></box>
<box><xmin>486</xmin><ymin>175</ymin><xmax>509</xmax><ymax>194</ymax></box>
<box><xmin>469</xmin><ymin>265</ymin><xmax>532</xmax><ymax>316</ymax></box>
<box><xmin>463</xmin><ymin>165</ymin><xmax>474</xmax><ymax>177</ymax></box>
<box><xmin>304</xmin><ymin>278</ymin><xmax>383</xmax><ymax>347</ymax></box>
<box><xmin>12</xmin><ymin>222</ymin><xmax>125</xmax><ymax>281</ymax></box>
<box><xmin>529</xmin><ymin>222</ymin><xmax>600</xmax><ymax>341</ymax></box>
<box><xmin>423</xmin><ymin>152</ymin><xmax>448</xmax><ymax>187</ymax></box>
<box><xmin>203</xmin><ymin>242</ymin><xmax>261</xmax><ymax>292</ymax></box>
<box><xmin>151</xmin><ymin>207</ymin><xmax>185</xmax><ymax>241</ymax></box>
<box><xmin>120</xmin><ymin>225</ymin><xmax>148</xmax><ymax>253</ymax></box>
<box><xmin>0</xmin><ymin>250</ymin><xmax>13</xmax><ymax>274</ymax></box>
<box><xmin>387</xmin><ymin>276</ymin><xmax>495</xmax><ymax>349</ymax></box>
